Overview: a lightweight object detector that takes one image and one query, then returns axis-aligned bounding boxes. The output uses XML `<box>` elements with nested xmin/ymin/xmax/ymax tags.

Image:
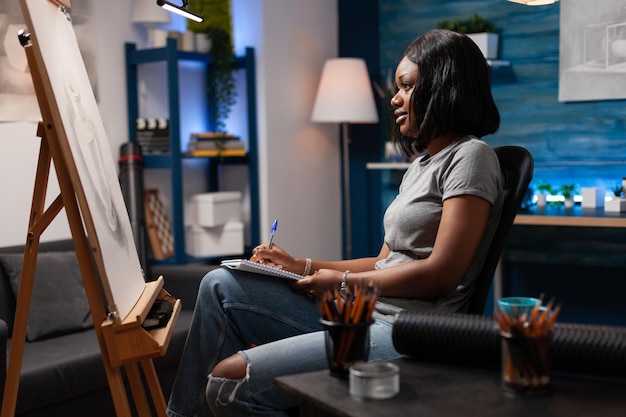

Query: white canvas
<box><xmin>20</xmin><ymin>0</ymin><xmax>145</xmax><ymax>320</ymax></box>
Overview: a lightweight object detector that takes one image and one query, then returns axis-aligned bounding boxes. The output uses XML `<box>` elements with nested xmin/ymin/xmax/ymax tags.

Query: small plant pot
<box><xmin>195</xmin><ymin>33</ymin><xmax>212</xmax><ymax>53</ymax></box>
<box><xmin>605</xmin><ymin>198</ymin><xmax>626</xmax><ymax>213</ymax></box>
<box><xmin>564</xmin><ymin>197</ymin><xmax>574</xmax><ymax>209</ymax></box>
<box><xmin>467</xmin><ymin>32</ymin><xmax>499</xmax><ymax>59</ymax></box>
<box><xmin>536</xmin><ymin>193</ymin><xmax>547</xmax><ymax>207</ymax></box>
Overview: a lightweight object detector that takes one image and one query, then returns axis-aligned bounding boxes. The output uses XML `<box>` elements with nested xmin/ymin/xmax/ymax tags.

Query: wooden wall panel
<box><xmin>379</xmin><ymin>0</ymin><xmax>626</xmax><ymax>193</ymax></box>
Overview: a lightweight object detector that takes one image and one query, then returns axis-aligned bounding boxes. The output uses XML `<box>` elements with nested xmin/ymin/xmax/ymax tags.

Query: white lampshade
<box><xmin>133</xmin><ymin>0</ymin><xmax>171</xmax><ymax>24</ymax></box>
<box><xmin>311</xmin><ymin>58</ymin><xmax>379</xmax><ymax>124</ymax></box>
<box><xmin>508</xmin><ymin>0</ymin><xmax>559</xmax><ymax>5</ymax></box>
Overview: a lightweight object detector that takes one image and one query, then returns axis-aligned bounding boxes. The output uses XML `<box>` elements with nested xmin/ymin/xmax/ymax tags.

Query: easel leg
<box><xmin>141</xmin><ymin>359</ymin><xmax>168</xmax><ymax>417</ymax></box>
<box><xmin>1</xmin><ymin>134</ymin><xmax>53</xmax><ymax>417</ymax></box>
<box><xmin>122</xmin><ymin>360</ymin><xmax>168</xmax><ymax>417</ymax></box>
<box><xmin>1</xmin><ymin>242</ymin><xmax>39</xmax><ymax>417</ymax></box>
<box><xmin>126</xmin><ymin>363</ymin><xmax>152</xmax><ymax>417</ymax></box>
<box><xmin>105</xmin><ymin>365</ymin><xmax>134</xmax><ymax>417</ymax></box>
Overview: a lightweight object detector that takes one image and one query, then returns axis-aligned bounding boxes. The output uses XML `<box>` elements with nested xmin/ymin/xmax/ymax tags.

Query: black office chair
<box><xmin>466</xmin><ymin>146</ymin><xmax>534</xmax><ymax>315</ymax></box>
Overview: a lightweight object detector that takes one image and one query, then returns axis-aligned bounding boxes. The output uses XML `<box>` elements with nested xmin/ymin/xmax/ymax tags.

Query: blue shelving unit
<box><xmin>125</xmin><ymin>39</ymin><xmax>259</xmax><ymax>264</ymax></box>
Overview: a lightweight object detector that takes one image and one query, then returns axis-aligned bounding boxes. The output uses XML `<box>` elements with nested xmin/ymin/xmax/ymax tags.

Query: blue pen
<box><xmin>267</xmin><ymin>219</ymin><xmax>278</xmax><ymax>250</ymax></box>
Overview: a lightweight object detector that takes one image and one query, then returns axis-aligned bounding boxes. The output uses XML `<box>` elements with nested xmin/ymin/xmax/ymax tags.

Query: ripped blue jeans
<box><xmin>166</xmin><ymin>268</ymin><xmax>400</xmax><ymax>417</ymax></box>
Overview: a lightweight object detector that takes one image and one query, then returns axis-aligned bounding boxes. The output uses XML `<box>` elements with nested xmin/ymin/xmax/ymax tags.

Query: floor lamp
<box><xmin>311</xmin><ymin>58</ymin><xmax>379</xmax><ymax>259</ymax></box>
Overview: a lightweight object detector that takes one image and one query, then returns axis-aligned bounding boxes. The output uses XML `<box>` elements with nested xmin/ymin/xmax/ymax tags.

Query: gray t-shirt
<box><xmin>375</xmin><ymin>136</ymin><xmax>504</xmax><ymax>315</ymax></box>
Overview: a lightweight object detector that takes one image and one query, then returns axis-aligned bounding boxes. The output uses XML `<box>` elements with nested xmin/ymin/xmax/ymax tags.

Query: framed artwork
<box><xmin>20</xmin><ymin>0</ymin><xmax>145</xmax><ymax>319</ymax></box>
<box><xmin>559</xmin><ymin>0</ymin><xmax>626</xmax><ymax>102</ymax></box>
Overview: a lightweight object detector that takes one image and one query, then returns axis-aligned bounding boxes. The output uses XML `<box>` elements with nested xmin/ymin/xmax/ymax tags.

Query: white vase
<box><xmin>536</xmin><ymin>193</ymin><xmax>547</xmax><ymax>207</ymax></box>
<box><xmin>564</xmin><ymin>197</ymin><xmax>574</xmax><ymax>209</ymax></box>
<box><xmin>150</xmin><ymin>28</ymin><xmax>169</xmax><ymax>48</ymax></box>
<box><xmin>181</xmin><ymin>31</ymin><xmax>195</xmax><ymax>52</ymax></box>
<box><xmin>195</xmin><ymin>33</ymin><xmax>212</xmax><ymax>53</ymax></box>
<box><xmin>605</xmin><ymin>198</ymin><xmax>626</xmax><ymax>212</ymax></box>
<box><xmin>467</xmin><ymin>32</ymin><xmax>499</xmax><ymax>60</ymax></box>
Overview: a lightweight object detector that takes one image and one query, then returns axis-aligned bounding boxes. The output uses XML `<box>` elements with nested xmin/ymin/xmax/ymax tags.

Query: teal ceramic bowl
<box><xmin>497</xmin><ymin>297</ymin><xmax>541</xmax><ymax>317</ymax></box>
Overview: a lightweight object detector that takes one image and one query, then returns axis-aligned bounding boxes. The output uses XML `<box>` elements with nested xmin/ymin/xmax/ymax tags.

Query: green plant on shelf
<box><xmin>560</xmin><ymin>184</ymin><xmax>578</xmax><ymax>199</ymax></box>
<box><xmin>187</xmin><ymin>0</ymin><xmax>237</xmax><ymax>135</ymax></box>
<box><xmin>611</xmin><ymin>183</ymin><xmax>624</xmax><ymax>198</ymax></box>
<box><xmin>436</xmin><ymin>13</ymin><xmax>499</xmax><ymax>34</ymax></box>
<box><xmin>559</xmin><ymin>183</ymin><xmax>578</xmax><ymax>207</ymax></box>
<box><xmin>535</xmin><ymin>180</ymin><xmax>555</xmax><ymax>195</ymax></box>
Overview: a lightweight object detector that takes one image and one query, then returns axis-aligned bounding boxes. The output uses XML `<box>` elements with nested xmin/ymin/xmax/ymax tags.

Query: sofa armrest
<box><xmin>0</xmin><ymin>318</ymin><xmax>7</xmax><ymax>406</ymax></box>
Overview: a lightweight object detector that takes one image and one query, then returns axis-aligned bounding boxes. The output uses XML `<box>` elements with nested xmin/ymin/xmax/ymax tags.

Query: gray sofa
<box><xmin>0</xmin><ymin>239</ymin><xmax>216</xmax><ymax>417</ymax></box>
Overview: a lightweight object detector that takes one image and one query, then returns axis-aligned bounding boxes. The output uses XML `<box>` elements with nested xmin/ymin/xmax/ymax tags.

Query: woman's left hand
<box><xmin>292</xmin><ymin>269</ymin><xmax>343</xmax><ymax>297</ymax></box>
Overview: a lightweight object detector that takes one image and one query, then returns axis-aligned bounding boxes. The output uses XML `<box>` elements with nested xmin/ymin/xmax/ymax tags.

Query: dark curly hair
<box><xmin>392</xmin><ymin>29</ymin><xmax>500</xmax><ymax>156</ymax></box>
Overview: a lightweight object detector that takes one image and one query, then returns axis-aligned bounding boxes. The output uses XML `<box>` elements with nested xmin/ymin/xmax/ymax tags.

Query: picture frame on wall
<box><xmin>559</xmin><ymin>0</ymin><xmax>626</xmax><ymax>102</ymax></box>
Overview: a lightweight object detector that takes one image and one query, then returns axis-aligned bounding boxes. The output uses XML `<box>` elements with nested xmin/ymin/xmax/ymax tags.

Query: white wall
<box><xmin>0</xmin><ymin>0</ymin><xmax>342</xmax><ymax>262</ymax></box>
<box><xmin>252</xmin><ymin>0</ymin><xmax>342</xmax><ymax>261</ymax></box>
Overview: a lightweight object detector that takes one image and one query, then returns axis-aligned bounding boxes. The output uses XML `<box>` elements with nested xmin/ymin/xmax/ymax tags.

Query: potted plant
<box><xmin>560</xmin><ymin>183</ymin><xmax>578</xmax><ymax>208</ymax></box>
<box><xmin>611</xmin><ymin>182</ymin><xmax>624</xmax><ymax>198</ymax></box>
<box><xmin>534</xmin><ymin>180</ymin><xmax>555</xmax><ymax>207</ymax></box>
<box><xmin>605</xmin><ymin>181</ymin><xmax>626</xmax><ymax>212</ymax></box>
<box><xmin>436</xmin><ymin>13</ymin><xmax>499</xmax><ymax>60</ymax></box>
<box><xmin>187</xmin><ymin>0</ymin><xmax>237</xmax><ymax>137</ymax></box>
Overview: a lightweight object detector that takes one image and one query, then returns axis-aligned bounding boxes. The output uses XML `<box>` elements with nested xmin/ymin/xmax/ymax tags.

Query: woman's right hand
<box><xmin>250</xmin><ymin>244</ymin><xmax>302</xmax><ymax>274</ymax></box>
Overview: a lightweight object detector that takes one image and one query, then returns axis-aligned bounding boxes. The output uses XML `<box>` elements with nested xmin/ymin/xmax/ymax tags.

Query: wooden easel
<box><xmin>1</xmin><ymin>8</ymin><xmax>180</xmax><ymax>417</ymax></box>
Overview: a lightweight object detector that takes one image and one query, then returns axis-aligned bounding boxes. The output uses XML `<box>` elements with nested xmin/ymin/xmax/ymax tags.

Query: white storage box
<box><xmin>187</xmin><ymin>191</ymin><xmax>242</xmax><ymax>227</ymax></box>
<box><xmin>186</xmin><ymin>221</ymin><xmax>244</xmax><ymax>257</ymax></box>
<box><xmin>582</xmin><ymin>187</ymin><xmax>605</xmax><ymax>208</ymax></box>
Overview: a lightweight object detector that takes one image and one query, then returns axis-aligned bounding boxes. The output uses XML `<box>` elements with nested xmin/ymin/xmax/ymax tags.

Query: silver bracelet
<box><xmin>340</xmin><ymin>270</ymin><xmax>350</xmax><ymax>294</ymax></box>
<box><xmin>303</xmin><ymin>258</ymin><xmax>312</xmax><ymax>276</ymax></box>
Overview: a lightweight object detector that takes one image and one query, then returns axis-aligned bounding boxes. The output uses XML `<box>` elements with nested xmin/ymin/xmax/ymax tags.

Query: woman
<box><xmin>167</xmin><ymin>29</ymin><xmax>503</xmax><ymax>417</ymax></box>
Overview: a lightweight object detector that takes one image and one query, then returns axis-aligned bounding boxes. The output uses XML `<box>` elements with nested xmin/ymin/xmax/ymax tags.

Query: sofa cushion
<box><xmin>0</xmin><ymin>319</ymin><xmax>7</xmax><ymax>403</ymax></box>
<box><xmin>0</xmin><ymin>251</ymin><xmax>93</xmax><ymax>342</ymax></box>
<box><xmin>11</xmin><ymin>310</ymin><xmax>192</xmax><ymax>414</ymax></box>
<box><xmin>0</xmin><ymin>262</ymin><xmax>16</xmax><ymax>335</ymax></box>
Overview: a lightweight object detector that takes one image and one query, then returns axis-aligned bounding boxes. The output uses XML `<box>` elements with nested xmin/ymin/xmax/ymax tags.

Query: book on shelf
<box><xmin>189</xmin><ymin>140</ymin><xmax>245</xmax><ymax>151</ymax></box>
<box><xmin>189</xmin><ymin>132</ymin><xmax>239</xmax><ymax>141</ymax></box>
<box><xmin>187</xmin><ymin>131</ymin><xmax>245</xmax><ymax>156</ymax></box>
<box><xmin>186</xmin><ymin>149</ymin><xmax>247</xmax><ymax>157</ymax></box>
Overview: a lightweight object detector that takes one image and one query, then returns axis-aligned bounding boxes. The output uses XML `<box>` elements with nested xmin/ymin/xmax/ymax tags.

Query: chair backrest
<box><xmin>466</xmin><ymin>146</ymin><xmax>534</xmax><ymax>314</ymax></box>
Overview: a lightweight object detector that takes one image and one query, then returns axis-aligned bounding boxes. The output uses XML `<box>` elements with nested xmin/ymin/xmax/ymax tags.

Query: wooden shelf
<box><xmin>125</xmin><ymin>39</ymin><xmax>260</xmax><ymax>264</ymax></box>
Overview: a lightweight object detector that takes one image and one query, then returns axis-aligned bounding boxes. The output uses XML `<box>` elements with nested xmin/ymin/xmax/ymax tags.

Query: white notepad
<box><xmin>220</xmin><ymin>259</ymin><xmax>302</xmax><ymax>281</ymax></box>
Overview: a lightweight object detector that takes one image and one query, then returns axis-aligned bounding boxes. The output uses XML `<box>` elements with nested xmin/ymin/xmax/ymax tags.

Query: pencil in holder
<box><xmin>321</xmin><ymin>318</ymin><xmax>372</xmax><ymax>378</ymax></box>
<box><xmin>501</xmin><ymin>331</ymin><xmax>551</xmax><ymax>395</ymax></box>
